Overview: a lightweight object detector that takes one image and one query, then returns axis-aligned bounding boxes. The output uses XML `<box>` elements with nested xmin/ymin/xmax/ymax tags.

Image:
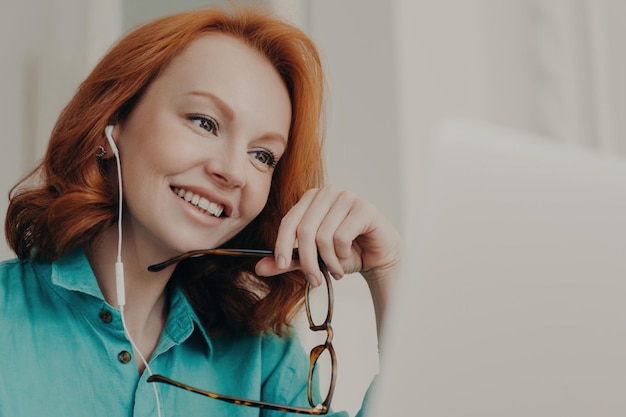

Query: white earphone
<box><xmin>104</xmin><ymin>125</ymin><xmax>125</xmax><ymax>307</ymax></box>
<box><xmin>104</xmin><ymin>125</ymin><xmax>120</xmax><ymax>157</ymax></box>
<box><xmin>104</xmin><ymin>125</ymin><xmax>162</xmax><ymax>416</ymax></box>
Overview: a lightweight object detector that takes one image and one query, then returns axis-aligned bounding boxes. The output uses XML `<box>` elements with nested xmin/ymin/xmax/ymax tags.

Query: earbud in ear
<box><xmin>104</xmin><ymin>125</ymin><xmax>120</xmax><ymax>156</ymax></box>
<box><xmin>104</xmin><ymin>124</ymin><xmax>125</xmax><ymax>305</ymax></box>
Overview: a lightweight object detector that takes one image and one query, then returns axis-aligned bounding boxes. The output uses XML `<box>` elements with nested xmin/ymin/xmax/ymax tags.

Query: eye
<box><xmin>188</xmin><ymin>114</ymin><xmax>219</xmax><ymax>136</ymax></box>
<box><xmin>249</xmin><ymin>149</ymin><xmax>278</xmax><ymax>169</ymax></box>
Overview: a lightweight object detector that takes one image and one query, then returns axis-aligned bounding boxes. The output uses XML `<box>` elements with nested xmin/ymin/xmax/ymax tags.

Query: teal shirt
<box><xmin>0</xmin><ymin>249</ymin><xmax>352</xmax><ymax>416</ymax></box>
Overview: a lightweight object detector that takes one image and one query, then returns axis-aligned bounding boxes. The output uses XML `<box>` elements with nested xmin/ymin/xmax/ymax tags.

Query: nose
<box><xmin>203</xmin><ymin>146</ymin><xmax>247</xmax><ymax>188</ymax></box>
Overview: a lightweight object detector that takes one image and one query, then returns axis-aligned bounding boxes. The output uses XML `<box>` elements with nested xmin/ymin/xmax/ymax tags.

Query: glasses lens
<box><xmin>311</xmin><ymin>346</ymin><xmax>334</xmax><ymax>406</ymax></box>
<box><xmin>307</xmin><ymin>273</ymin><xmax>330</xmax><ymax>327</ymax></box>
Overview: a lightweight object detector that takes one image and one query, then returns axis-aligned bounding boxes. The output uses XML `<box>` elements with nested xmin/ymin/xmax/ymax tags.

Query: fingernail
<box><xmin>276</xmin><ymin>255</ymin><xmax>286</xmax><ymax>269</ymax></box>
<box><xmin>330</xmin><ymin>271</ymin><xmax>343</xmax><ymax>280</ymax></box>
<box><xmin>307</xmin><ymin>273</ymin><xmax>321</xmax><ymax>287</ymax></box>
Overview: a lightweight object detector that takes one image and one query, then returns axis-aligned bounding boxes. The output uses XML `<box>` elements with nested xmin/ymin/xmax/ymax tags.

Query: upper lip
<box><xmin>171</xmin><ymin>184</ymin><xmax>235</xmax><ymax>218</ymax></box>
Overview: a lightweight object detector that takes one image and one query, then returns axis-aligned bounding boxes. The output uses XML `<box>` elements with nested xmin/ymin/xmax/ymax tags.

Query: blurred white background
<box><xmin>1</xmin><ymin>0</ymin><xmax>625</xmax><ymax>415</ymax></box>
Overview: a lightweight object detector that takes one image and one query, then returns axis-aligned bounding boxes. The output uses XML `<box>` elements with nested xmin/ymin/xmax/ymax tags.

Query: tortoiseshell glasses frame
<box><xmin>146</xmin><ymin>248</ymin><xmax>337</xmax><ymax>415</ymax></box>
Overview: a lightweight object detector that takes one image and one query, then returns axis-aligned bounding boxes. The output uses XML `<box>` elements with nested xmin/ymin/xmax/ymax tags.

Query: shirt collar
<box><xmin>164</xmin><ymin>284</ymin><xmax>214</xmax><ymax>355</ymax></box>
<box><xmin>46</xmin><ymin>247</ymin><xmax>214</xmax><ymax>355</ymax></box>
<box><xmin>50</xmin><ymin>247</ymin><xmax>103</xmax><ymax>298</ymax></box>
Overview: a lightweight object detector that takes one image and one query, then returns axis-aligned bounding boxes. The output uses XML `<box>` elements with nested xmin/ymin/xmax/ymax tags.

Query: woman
<box><xmin>0</xmin><ymin>6</ymin><xmax>401</xmax><ymax>416</ymax></box>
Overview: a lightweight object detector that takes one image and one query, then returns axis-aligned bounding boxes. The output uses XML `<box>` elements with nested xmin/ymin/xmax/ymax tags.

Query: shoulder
<box><xmin>0</xmin><ymin>256</ymin><xmax>36</xmax><ymax>287</ymax></box>
<box><xmin>0</xmin><ymin>256</ymin><xmax>31</xmax><ymax>272</ymax></box>
<box><xmin>0</xmin><ymin>256</ymin><xmax>53</xmax><ymax>305</ymax></box>
<box><xmin>0</xmin><ymin>257</ymin><xmax>35</xmax><ymax>314</ymax></box>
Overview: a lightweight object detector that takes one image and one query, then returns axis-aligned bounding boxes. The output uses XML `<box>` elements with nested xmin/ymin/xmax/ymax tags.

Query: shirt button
<box><xmin>99</xmin><ymin>310</ymin><xmax>113</xmax><ymax>323</ymax></box>
<box><xmin>118</xmin><ymin>351</ymin><xmax>132</xmax><ymax>364</ymax></box>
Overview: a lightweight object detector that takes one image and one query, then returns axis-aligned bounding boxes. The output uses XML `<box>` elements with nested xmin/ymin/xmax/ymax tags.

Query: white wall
<box><xmin>393</xmin><ymin>0</ymin><xmax>626</xmax><ymax>239</ymax></box>
<box><xmin>0</xmin><ymin>0</ymin><xmax>45</xmax><ymax>261</ymax></box>
<box><xmin>0</xmin><ymin>0</ymin><xmax>121</xmax><ymax>260</ymax></box>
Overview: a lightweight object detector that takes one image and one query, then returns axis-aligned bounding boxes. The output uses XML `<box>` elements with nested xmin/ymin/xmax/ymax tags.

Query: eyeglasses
<box><xmin>146</xmin><ymin>248</ymin><xmax>337</xmax><ymax>415</ymax></box>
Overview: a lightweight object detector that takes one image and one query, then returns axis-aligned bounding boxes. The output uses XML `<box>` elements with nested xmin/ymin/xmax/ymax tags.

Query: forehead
<box><xmin>134</xmin><ymin>32</ymin><xmax>292</xmax><ymax>141</ymax></box>
<box><xmin>159</xmin><ymin>33</ymin><xmax>285</xmax><ymax>94</ymax></box>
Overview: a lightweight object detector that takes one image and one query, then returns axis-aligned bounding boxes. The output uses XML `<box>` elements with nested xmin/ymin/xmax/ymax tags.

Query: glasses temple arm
<box><xmin>146</xmin><ymin>249</ymin><xmax>303</xmax><ymax>272</ymax></box>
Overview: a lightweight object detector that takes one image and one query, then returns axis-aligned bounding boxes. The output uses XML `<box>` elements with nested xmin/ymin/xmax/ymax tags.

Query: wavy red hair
<box><xmin>5</xmin><ymin>7</ymin><xmax>325</xmax><ymax>335</ymax></box>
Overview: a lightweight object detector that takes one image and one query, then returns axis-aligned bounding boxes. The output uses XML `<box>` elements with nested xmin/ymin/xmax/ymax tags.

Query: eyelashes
<box><xmin>248</xmin><ymin>149</ymin><xmax>278</xmax><ymax>168</ymax></box>
<box><xmin>188</xmin><ymin>114</ymin><xmax>219</xmax><ymax>135</ymax></box>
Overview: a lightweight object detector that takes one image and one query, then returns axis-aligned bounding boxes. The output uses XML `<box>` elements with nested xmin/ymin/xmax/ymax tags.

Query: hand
<box><xmin>255</xmin><ymin>185</ymin><xmax>403</xmax><ymax>287</ymax></box>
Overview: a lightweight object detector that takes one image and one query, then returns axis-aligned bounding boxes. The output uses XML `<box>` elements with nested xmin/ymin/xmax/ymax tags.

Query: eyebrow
<box><xmin>187</xmin><ymin>90</ymin><xmax>235</xmax><ymax>121</ymax></box>
<box><xmin>186</xmin><ymin>90</ymin><xmax>289</xmax><ymax>147</ymax></box>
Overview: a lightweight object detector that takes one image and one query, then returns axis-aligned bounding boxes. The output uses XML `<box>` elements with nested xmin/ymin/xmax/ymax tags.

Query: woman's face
<box><xmin>112</xmin><ymin>34</ymin><xmax>291</xmax><ymax>259</ymax></box>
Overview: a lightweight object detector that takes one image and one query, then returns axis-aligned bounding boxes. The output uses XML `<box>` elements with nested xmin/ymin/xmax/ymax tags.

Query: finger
<box><xmin>254</xmin><ymin>256</ymin><xmax>302</xmax><ymax>277</ymax></box>
<box><xmin>314</xmin><ymin>190</ymin><xmax>359</xmax><ymax>278</ymax></box>
<box><xmin>337</xmin><ymin>200</ymin><xmax>402</xmax><ymax>274</ymax></box>
<box><xmin>292</xmin><ymin>188</ymin><xmax>343</xmax><ymax>286</ymax></box>
<box><xmin>274</xmin><ymin>188</ymin><xmax>318</xmax><ymax>273</ymax></box>
<box><xmin>329</xmin><ymin>201</ymin><xmax>377</xmax><ymax>274</ymax></box>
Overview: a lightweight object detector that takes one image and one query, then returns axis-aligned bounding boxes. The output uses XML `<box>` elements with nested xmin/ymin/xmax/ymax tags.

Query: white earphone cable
<box><xmin>120</xmin><ymin>305</ymin><xmax>162</xmax><ymax>417</ymax></box>
<box><xmin>107</xmin><ymin>126</ymin><xmax>162</xmax><ymax>417</ymax></box>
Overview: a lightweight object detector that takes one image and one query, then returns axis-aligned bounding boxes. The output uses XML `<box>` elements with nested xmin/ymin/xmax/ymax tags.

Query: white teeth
<box><xmin>172</xmin><ymin>187</ymin><xmax>225</xmax><ymax>217</ymax></box>
<box><xmin>209</xmin><ymin>202</ymin><xmax>223</xmax><ymax>217</ymax></box>
<box><xmin>198</xmin><ymin>197</ymin><xmax>210</xmax><ymax>210</ymax></box>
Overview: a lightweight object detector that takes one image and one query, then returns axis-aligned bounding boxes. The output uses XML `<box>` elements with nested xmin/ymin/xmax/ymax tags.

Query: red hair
<box><xmin>5</xmin><ymin>7</ymin><xmax>325</xmax><ymax>335</ymax></box>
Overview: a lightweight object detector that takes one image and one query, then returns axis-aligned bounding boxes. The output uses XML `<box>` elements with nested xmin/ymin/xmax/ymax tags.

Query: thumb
<box><xmin>255</xmin><ymin>256</ymin><xmax>301</xmax><ymax>277</ymax></box>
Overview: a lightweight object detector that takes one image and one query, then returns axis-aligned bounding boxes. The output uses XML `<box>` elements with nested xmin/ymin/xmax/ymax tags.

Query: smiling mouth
<box><xmin>172</xmin><ymin>187</ymin><xmax>225</xmax><ymax>217</ymax></box>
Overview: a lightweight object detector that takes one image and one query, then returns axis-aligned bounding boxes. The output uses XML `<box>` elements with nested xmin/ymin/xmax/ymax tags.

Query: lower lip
<box><xmin>172</xmin><ymin>190</ymin><xmax>223</xmax><ymax>226</ymax></box>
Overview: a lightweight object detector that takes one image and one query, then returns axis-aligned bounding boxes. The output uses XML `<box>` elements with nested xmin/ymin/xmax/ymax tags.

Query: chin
<box><xmin>174</xmin><ymin>232</ymin><xmax>238</xmax><ymax>253</ymax></box>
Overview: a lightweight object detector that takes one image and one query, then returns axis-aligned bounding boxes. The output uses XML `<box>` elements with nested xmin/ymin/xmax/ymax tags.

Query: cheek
<box><xmin>124</xmin><ymin>135</ymin><xmax>187</xmax><ymax>178</ymax></box>
<box><xmin>244</xmin><ymin>178</ymin><xmax>274</xmax><ymax>217</ymax></box>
